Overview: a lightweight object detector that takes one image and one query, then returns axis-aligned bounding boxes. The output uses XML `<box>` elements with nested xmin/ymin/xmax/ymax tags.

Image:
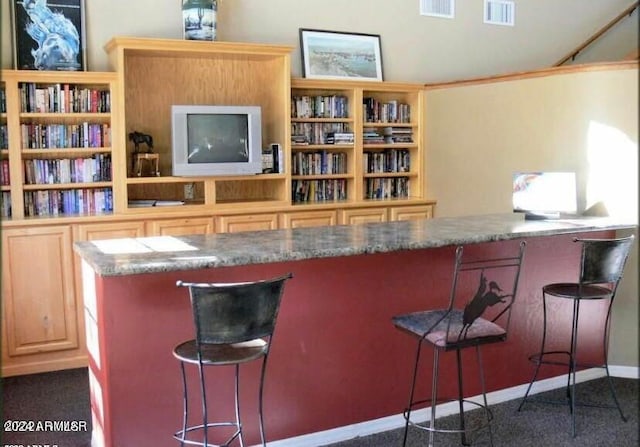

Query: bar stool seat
<box><xmin>173</xmin><ymin>273</ymin><xmax>293</xmax><ymax>447</ymax></box>
<box><xmin>518</xmin><ymin>236</ymin><xmax>635</xmax><ymax>438</ymax></box>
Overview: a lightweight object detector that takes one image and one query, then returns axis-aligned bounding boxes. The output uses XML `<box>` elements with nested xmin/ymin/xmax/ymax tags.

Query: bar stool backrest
<box><xmin>443</xmin><ymin>241</ymin><xmax>526</xmax><ymax>345</ymax></box>
<box><xmin>578</xmin><ymin>236</ymin><xmax>635</xmax><ymax>288</ymax></box>
<box><xmin>177</xmin><ymin>273</ymin><xmax>292</xmax><ymax>345</ymax></box>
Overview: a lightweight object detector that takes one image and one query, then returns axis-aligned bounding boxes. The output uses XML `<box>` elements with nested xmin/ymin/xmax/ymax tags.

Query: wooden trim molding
<box><xmin>425</xmin><ymin>60</ymin><xmax>639</xmax><ymax>90</ymax></box>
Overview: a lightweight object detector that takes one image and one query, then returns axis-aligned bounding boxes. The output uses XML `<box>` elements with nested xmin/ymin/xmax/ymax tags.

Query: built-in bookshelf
<box><xmin>291</xmin><ymin>78</ymin><xmax>424</xmax><ymax>205</ymax></box>
<box><xmin>0</xmin><ymin>71</ymin><xmax>116</xmax><ymax>219</ymax></box>
<box><xmin>1</xmin><ymin>82</ymin><xmax>9</xmax><ymax>218</ymax></box>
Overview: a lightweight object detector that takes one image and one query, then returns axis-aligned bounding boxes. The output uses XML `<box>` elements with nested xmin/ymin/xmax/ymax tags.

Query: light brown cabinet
<box><xmin>1</xmin><ymin>226</ymin><xmax>84</xmax><ymax>377</ymax></box>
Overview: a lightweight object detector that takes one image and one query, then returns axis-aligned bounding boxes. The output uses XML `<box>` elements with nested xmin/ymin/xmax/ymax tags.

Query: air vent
<box><xmin>484</xmin><ymin>0</ymin><xmax>515</xmax><ymax>26</ymax></box>
<box><xmin>420</xmin><ymin>0</ymin><xmax>455</xmax><ymax>19</ymax></box>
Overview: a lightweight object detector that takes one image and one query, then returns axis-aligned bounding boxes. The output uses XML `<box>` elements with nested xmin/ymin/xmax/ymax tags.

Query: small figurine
<box><xmin>128</xmin><ymin>131</ymin><xmax>154</xmax><ymax>153</ymax></box>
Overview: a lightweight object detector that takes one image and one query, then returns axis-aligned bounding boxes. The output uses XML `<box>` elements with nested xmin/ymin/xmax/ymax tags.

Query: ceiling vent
<box><xmin>420</xmin><ymin>0</ymin><xmax>455</xmax><ymax>19</ymax></box>
<box><xmin>484</xmin><ymin>0</ymin><xmax>515</xmax><ymax>26</ymax></box>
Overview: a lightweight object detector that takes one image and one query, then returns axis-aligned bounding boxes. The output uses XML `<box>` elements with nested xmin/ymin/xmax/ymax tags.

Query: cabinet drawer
<box><xmin>390</xmin><ymin>205</ymin><xmax>434</xmax><ymax>221</ymax></box>
<box><xmin>147</xmin><ymin>217</ymin><xmax>214</xmax><ymax>236</ymax></box>
<box><xmin>280</xmin><ymin>210</ymin><xmax>337</xmax><ymax>228</ymax></box>
<box><xmin>216</xmin><ymin>213</ymin><xmax>279</xmax><ymax>233</ymax></box>
<box><xmin>340</xmin><ymin>207</ymin><xmax>388</xmax><ymax>225</ymax></box>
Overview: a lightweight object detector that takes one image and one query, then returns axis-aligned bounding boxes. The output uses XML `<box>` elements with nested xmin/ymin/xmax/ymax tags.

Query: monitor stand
<box><xmin>524</xmin><ymin>211</ymin><xmax>561</xmax><ymax>221</ymax></box>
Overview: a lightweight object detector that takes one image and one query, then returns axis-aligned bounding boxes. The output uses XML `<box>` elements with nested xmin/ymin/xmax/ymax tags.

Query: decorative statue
<box><xmin>128</xmin><ymin>131</ymin><xmax>154</xmax><ymax>153</ymax></box>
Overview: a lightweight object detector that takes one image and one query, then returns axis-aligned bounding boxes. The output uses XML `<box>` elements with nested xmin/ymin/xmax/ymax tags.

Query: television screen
<box><xmin>512</xmin><ymin>172</ymin><xmax>577</xmax><ymax>217</ymax></box>
<box><xmin>172</xmin><ymin>105</ymin><xmax>262</xmax><ymax>177</ymax></box>
<box><xmin>187</xmin><ymin>114</ymin><xmax>250</xmax><ymax>164</ymax></box>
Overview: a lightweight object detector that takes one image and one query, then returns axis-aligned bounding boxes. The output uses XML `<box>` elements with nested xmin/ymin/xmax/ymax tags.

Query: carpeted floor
<box><xmin>1</xmin><ymin>368</ymin><xmax>637</xmax><ymax>446</ymax></box>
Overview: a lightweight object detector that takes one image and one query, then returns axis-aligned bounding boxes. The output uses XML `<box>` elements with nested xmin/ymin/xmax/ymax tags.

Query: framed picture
<box><xmin>11</xmin><ymin>0</ymin><xmax>87</xmax><ymax>71</ymax></box>
<box><xmin>182</xmin><ymin>0</ymin><xmax>218</xmax><ymax>41</ymax></box>
<box><xmin>299</xmin><ymin>29</ymin><xmax>384</xmax><ymax>81</ymax></box>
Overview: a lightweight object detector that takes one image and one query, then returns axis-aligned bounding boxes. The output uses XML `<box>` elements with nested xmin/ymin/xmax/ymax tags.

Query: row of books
<box><xmin>365</xmin><ymin>177</ymin><xmax>411</xmax><ymax>200</ymax></box>
<box><xmin>19</xmin><ymin>82</ymin><xmax>111</xmax><ymax>113</ymax></box>
<box><xmin>21</xmin><ymin>122</ymin><xmax>111</xmax><ymax>149</ymax></box>
<box><xmin>292</xmin><ymin>151</ymin><xmax>348</xmax><ymax>176</ymax></box>
<box><xmin>23</xmin><ymin>154</ymin><xmax>112</xmax><ymax>185</ymax></box>
<box><xmin>24</xmin><ymin>188</ymin><xmax>113</xmax><ymax>217</ymax></box>
<box><xmin>363</xmin><ymin>98</ymin><xmax>411</xmax><ymax>123</ymax></box>
<box><xmin>0</xmin><ymin>89</ymin><xmax>6</xmax><ymax>113</ymax></box>
<box><xmin>291</xmin><ymin>122</ymin><xmax>352</xmax><ymax>145</ymax></box>
<box><xmin>0</xmin><ymin>192</ymin><xmax>10</xmax><ymax>218</ymax></box>
<box><xmin>291</xmin><ymin>95</ymin><xmax>349</xmax><ymax>119</ymax></box>
<box><xmin>364</xmin><ymin>149</ymin><xmax>411</xmax><ymax>174</ymax></box>
<box><xmin>1</xmin><ymin>124</ymin><xmax>7</xmax><ymax>149</ymax></box>
<box><xmin>0</xmin><ymin>159</ymin><xmax>10</xmax><ymax>185</ymax></box>
<box><xmin>292</xmin><ymin>179</ymin><xmax>348</xmax><ymax>203</ymax></box>
<box><xmin>382</xmin><ymin>127</ymin><xmax>414</xmax><ymax>143</ymax></box>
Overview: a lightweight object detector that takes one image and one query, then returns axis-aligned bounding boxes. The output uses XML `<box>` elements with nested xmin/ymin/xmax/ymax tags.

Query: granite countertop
<box><xmin>73</xmin><ymin>213</ymin><xmax>636</xmax><ymax>277</ymax></box>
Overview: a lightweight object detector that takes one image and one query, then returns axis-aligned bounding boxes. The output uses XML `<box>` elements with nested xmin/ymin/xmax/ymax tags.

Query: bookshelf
<box><xmin>0</xmin><ymin>39</ymin><xmax>435</xmax><ymax>377</ymax></box>
<box><xmin>0</xmin><ymin>70</ymin><xmax>116</xmax><ymax>220</ymax></box>
<box><xmin>103</xmin><ymin>37</ymin><xmax>293</xmax><ymax>214</ymax></box>
<box><xmin>290</xmin><ymin>78</ymin><xmax>425</xmax><ymax>207</ymax></box>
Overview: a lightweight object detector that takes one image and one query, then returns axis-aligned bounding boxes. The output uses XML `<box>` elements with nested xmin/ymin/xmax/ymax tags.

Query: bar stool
<box><xmin>518</xmin><ymin>235</ymin><xmax>634</xmax><ymax>437</ymax></box>
<box><xmin>392</xmin><ymin>241</ymin><xmax>526</xmax><ymax>446</ymax></box>
<box><xmin>173</xmin><ymin>273</ymin><xmax>293</xmax><ymax>447</ymax></box>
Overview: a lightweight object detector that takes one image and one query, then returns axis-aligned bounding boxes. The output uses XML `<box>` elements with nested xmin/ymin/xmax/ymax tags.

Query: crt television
<box><xmin>512</xmin><ymin>171</ymin><xmax>577</xmax><ymax>219</ymax></box>
<box><xmin>171</xmin><ymin>105</ymin><xmax>263</xmax><ymax>176</ymax></box>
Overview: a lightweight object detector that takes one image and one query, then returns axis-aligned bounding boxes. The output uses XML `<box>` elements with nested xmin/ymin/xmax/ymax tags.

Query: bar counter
<box><xmin>74</xmin><ymin>213</ymin><xmax>633</xmax><ymax>276</ymax></box>
<box><xmin>73</xmin><ymin>213</ymin><xmax>635</xmax><ymax>447</ymax></box>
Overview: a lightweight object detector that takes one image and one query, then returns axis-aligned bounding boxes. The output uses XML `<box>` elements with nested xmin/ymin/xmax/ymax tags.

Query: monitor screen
<box><xmin>187</xmin><ymin>114</ymin><xmax>250</xmax><ymax>164</ymax></box>
<box><xmin>512</xmin><ymin>172</ymin><xmax>577</xmax><ymax>215</ymax></box>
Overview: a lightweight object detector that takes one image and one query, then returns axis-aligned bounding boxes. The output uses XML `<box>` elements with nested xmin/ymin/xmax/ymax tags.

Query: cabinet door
<box><xmin>280</xmin><ymin>210</ymin><xmax>337</xmax><ymax>228</ymax></box>
<box><xmin>147</xmin><ymin>217</ymin><xmax>214</xmax><ymax>236</ymax></box>
<box><xmin>217</xmin><ymin>214</ymin><xmax>278</xmax><ymax>233</ymax></box>
<box><xmin>1</xmin><ymin>226</ymin><xmax>82</xmax><ymax>376</ymax></box>
<box><xmin>390</xmin><ymin>205</ymin><xmax>433</xmax><ymax>221</ymax></box>
<box><xmin>340</xmin><ymin>207</ymin><xmax>388</xmax><ymax>225</ymax></box>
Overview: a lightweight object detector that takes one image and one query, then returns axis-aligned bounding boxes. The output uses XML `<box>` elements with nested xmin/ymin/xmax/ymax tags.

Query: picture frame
<box><xmin>299</xmin><ymin>29</ymin><xmax>384</xmax><ymax>81</ymax></box>
<box><xmin>11</xmin><ymin>0</ymin><xmax>87</xmax><ymax>71</ymax></box>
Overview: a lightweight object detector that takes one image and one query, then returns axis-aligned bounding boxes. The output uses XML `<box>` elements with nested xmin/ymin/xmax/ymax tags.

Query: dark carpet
<box><xmin>0</xmin><ymin>368</ymin><xmax>637</xmax><ymax>446</ymax></box>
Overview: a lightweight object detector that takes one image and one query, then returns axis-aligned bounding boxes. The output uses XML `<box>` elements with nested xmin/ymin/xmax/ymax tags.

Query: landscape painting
<box><xmin>300</xmin><ymin>29</ymin><xmax>383</xmax><ymax>81</ymax></box>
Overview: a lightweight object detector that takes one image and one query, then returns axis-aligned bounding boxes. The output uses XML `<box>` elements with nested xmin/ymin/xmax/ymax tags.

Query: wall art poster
<box><xmin>12</xmin><ymin>0</ymin><xmax>86</xmax><ymax>71</ymax></box>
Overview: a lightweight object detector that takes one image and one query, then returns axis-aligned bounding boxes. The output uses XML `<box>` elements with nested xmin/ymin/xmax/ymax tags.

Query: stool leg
<box><xmin>429</xmin><ymin>348</ymin><xmax>440</xmax><ymax>447</ymax></box>
<box><xmin>456</xmin><ymin>349</ymin><xmax>469</xmax><ymax>446</ymax></box>
<box><xmin>476</xmin><ymin>346</ymin><xmax>494</xmax><ymax>447</ymax></box>
<box><xmin>568</xmin><ymin>298</ymin><xmax>580</xmax><ymax>437</ymax></box>
<box><xmin>234</xmin><ymin>364</ymin><xmax>244</xmax><ymax>447</ymax></box>
<box><xmin>197</xmin><ymin>362</ymin><xmax>209</xmax><ymax>446</ymax></box>
<box><xmin>603</xmin><ymin>300</ymin><xmax>627</xmax><ymax>422</ymax></box>
<box><xmin>258</xmin><ymin>353</ymin><xmax>270</xmax><ymax>447</ymax></box>
<box><xmin>402</xmin><ymin>339</ymin><xmax>424</xmax><ymax>447</ymax></box>
<box><xmin>178</xmin><ymin>361</ymin><xmax>188</xmax><ymax>446</ymax></box>
<box><xmin>518</xmin><ymin>292</ymin><xmax>550</xmax><ymax>411</ymax></box>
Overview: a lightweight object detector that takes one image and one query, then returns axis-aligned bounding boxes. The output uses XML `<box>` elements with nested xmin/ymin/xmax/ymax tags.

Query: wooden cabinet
<box><xmin>0</xmin><ymin>70</ymin><xmax>116</xmax><ymax>221</ymax></box>
<box><xmin>1</xmin><ymin>226</ymin><xmax>84</xmax><ymax>377</ymax></box>
<box><xmin>74</xmin><ymin>220</ymin><xmax>146</xmax><ymax>241</ymax></box>
<box><xmin>216</xmin><ymin>213</ymin><xmax>278</xmax><ymax>233</ymax></box>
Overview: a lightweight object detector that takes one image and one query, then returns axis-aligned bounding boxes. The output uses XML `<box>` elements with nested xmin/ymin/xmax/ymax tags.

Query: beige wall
<box><xmin>425</xmin><ymin>67</ymin><xmax>639</xmax><ymax>367</ymax></box>
<box><xmin>1</xmin><ymin>0</ymin><xmax>637</xmax><ymax>82</ymax></box>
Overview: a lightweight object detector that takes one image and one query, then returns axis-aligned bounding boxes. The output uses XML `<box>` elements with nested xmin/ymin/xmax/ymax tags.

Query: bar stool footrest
<box><xmin>173</xmin><ymin>421</ymin><xmax>241</xmax><ymax>447</ymax></box>
<box><xmin>404</xmin><ymin>397</ymin><xmax>494</xmax><ymax>435</ymax></box>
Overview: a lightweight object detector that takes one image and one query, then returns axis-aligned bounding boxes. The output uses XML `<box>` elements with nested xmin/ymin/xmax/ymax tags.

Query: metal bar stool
<box><xmin>393</xmin><ymin>241</ymin><xmax>526</xmax><ymax>446</ymax></box>
<box><xmin>518</xmin><ymin>235</ymin><xmax>634</xmax><ymax>437</ymax></box>
<box><xmin>173</xmin><ymin>273</ymin><xmax>293</xmax><ymax>447</ymax></box>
